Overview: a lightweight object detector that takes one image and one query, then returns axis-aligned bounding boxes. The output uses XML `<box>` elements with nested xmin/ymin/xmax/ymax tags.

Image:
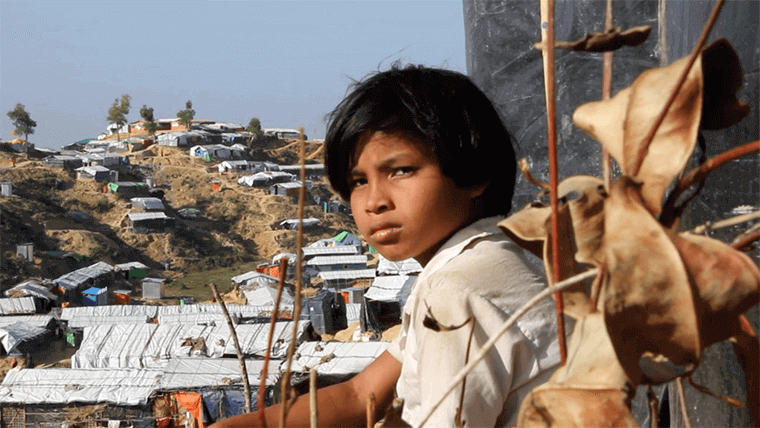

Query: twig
<box><xmin>601</xmin><ymin>0</ymin><xmax>614</xmax><ymax>190</ymax></box>
<box><xmin>279</xmin><ymin>127</ymin><xmax>308</xmax><ymax>426</ymax></box>
<box><xmin>417</xmin><ymin>268</ymin><xmax>599</xmax><ymax>428</ymax></box>
<box><xmin>455</xmin><ymin>319</ymin><xmax>476</xmax><ymax>428</ymax></box>
<box><xmin>539</xmin><ymin>0</ymin><xmax>568</xmax><ymax>367</ymax></box>
<box><xmin>674</xmin><ymin>140</ymin><xmax>760</xmax><ymax>208</ymax></box>
<box><xmin>258</xmin><ymin>258</ymin><xmax>289</xmax><ymax>428</ymax></box>
<box><xmin>367</xmin><ymin>393</ymin><xmax>376</xmax><ymax>428</ymax></box>
<box><xmin>631</xmin><ymin>0</ymin><xmax>725</xmax><ymax>177</ymax></box>
<box><xmin>732</xmin><ymin>228</ymin><xmax>760</xmax><ymax>252</ymax></box>
<box><xmin>647</xmin><ymin>385</ymin><xmax>659</xmax><ymax>428</ymax></box>
<box><xmin>676</xmin><ymin>377</ymin><xmax>694</xmax><ymax>428</ymax></box>
<box><xmin>691</xmin><ymin>211</ymin><xmax>760</xmax><ymax>235</ymax></box>
<box><xmin>210</xmin><ymin>282</ymin><xmax>252</xmax><ymax>413</ymax></box>
<box><xmin>518</xmin><ymin>158</ymin><xmax>550</xmax><ymax>191</ymax></box>
<box><xmin>310</xmin><ymin>368</ymin><xmax>318</xmax><ymax>428</ymax></box>
<box><xmin>588</xmin><ymin>259</ymin><xmax>606</xmax><ymax>312</ymax></box>
<box><xmin>686</xmin><ymin>377</ymin><xmax>744</xmax><ymax>408</ymax></box>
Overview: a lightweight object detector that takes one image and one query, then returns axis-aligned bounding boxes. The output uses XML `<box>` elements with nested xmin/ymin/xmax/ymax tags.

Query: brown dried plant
<box><xmin>499</xmin><ymin>38</ymin><xmax>759</xmax><ymax>427</ymax></box>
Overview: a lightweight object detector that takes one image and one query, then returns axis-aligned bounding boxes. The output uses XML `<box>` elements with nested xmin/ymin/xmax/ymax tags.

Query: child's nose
<box><xmin>366</xmin><ymin>183</ymin><xmax>392</xmax><ymax>214</ymax></box>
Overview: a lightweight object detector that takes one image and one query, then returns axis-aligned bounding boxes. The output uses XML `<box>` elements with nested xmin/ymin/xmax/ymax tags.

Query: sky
<box><xmin>0</xmin><ymin>1</ymin><xmax>467</xmax><ymax>149</ymax></box>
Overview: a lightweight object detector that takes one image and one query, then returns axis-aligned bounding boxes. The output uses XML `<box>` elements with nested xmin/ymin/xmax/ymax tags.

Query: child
<box><xmin>210</xmin><ymin>64</ymin><xmax>560</xmax><ymax>428</ymax></box>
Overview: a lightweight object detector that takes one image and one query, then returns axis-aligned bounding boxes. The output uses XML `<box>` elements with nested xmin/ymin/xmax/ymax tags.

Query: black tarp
<box><xmin>464</xmin><ymin>0</ymin><xmax>759</xmax><ymax>426</ymax></box>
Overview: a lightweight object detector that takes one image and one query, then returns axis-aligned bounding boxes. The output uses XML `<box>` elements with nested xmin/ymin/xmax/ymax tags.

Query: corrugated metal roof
<box><xmin>306</xmin><ymin>255</ymin><xmax>367</xmax><ymax>266</ymax></box>
<box><xmin>302</xmin><ymin>245</ymin><xmax>359</xmax><ymax>257</ymax></box>
<box><xmin>318</xmin><ymin>269</ymin><xmax>376</xmax><ymax>281</ymax></box>
<box><xmin>0</xmin><ymin>367</ymin><xmax>163</xmax><ymax>405</ymax></box>
<box><xmin>128</xmin><ymin>212</ymin><xmax>172</xmax><ymax>221</ymax></box>
<box><xmin>160</xmin><ymin>357</ymin><xmax>281</xmax><ymax>390</ymax></box>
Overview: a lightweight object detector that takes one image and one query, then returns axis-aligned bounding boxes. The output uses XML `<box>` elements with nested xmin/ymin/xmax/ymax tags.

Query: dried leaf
<box><xmin>498</xmin><ymin>202</ymin><xmax>551</xmax><ymax>259</ymax></box>
<box><xmin>534</xmin><ymin>25</ymin><xmax>651</xmax><ymax>52</ymax></box>
<box><xmin>557</xmin><ymin>175</ymin><xmax>607</xmax><ymax>266</ymax></box>
<box><xmin>517</xmin><ymin>315</ymin><xmax>637</xmax><ymax>427</ymax></box>
<box><xmin>700</xmin><ymin>39</ymin><xmax>751</xmax><ymax>130</ymax></box>
<box><xmin>601</xmin><ymin>178</ymin><xmax>700</xmax><ymax>383</ymax></box>
<box><xmin>671</xmin><ymin>232</ymin><xmax>760</xmax><ymax>347</ymax></box>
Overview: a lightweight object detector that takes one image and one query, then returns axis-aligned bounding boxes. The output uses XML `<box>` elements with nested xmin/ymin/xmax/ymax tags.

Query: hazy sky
<box><xmin>1</xmin><ymin>1</ymin><xmax>467</xmax><ymax>149</ymax></box>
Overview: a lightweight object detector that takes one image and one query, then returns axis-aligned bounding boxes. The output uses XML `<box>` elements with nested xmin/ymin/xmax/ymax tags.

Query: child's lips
<box><xmin>370</xmin><ymin>225</ymin><xmax>402</xmax><ymax>244</ymax></box>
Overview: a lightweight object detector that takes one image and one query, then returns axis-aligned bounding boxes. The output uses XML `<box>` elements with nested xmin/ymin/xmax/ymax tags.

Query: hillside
<box><xmin>0</xmin><ymin>139</ymin><xmax>359</xmax><ymax>302</ymax></box>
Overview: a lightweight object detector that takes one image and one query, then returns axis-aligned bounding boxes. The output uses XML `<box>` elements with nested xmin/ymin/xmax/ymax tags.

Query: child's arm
<box><xmin>209</xmin><ymin>350</ymin><xmax>401</xmax><ymax>428</ymax></box>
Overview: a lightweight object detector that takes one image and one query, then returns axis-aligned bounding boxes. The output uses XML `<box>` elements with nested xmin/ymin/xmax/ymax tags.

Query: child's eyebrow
<box><xmin>350</xmin><ymin>153</ymin><xmax>414</xmax><ymax>177</ymax></box>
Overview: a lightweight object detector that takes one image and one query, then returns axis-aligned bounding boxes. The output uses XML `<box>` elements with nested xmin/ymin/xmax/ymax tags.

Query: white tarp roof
<box><xmin>160</xmin><ymin>357</ymin><xmax>281</xmax><ymax>390</ymax></box>
<box><xmin>0</xmin><ymin>321</ymin><xmax>49</xmax><ymax>354</ymax></box>
<box><xmin>5</xmin><ymin>281</ymin><xmax>57</xmax><ymax>301</ymax></box>
<box><xmin>128</xmin><ymin>212</ymin><xmax>172</xmax><ymax>221</ymax></box>
<box><xmin>0</xmin><ymin>315</ymin><xmax>54</xmax><ymax>329</ymax></box>
<box><xmin>131</xmin><ymin>197</ymin><xmax>165</xmax><ymax>210</ymax></box>
<box><xmin>288</xmin><ymin>341</ymin><xmax>388</xmax><ymax>376</ymax></box>
<box><xmin>115</xmin><ymin>261</ymin><xmax>150</xmax><ymax>271</ymax></box>
<box><xmin>279</xmin><ymin>218</ymin><xmax>320</xmax><ymax>228</ymax></box>
<box><xmin>61</xmin><ymin>305</ymin><xmax>159</xmax><ymax>321</ymax></box>
<box><xmin>155</xmin><ymin>303</ymin><xmax>277</xmax><ymax>320</ymax></box>
<box><xmin>231</xmin><ymin>271</ymin><xmax>279</xmax><ymax>286</ymax></box>
<box><xmin>68</xmin><ymin>315</ymin><xmax>152</xmax><ymax>329</ymax></box>
<box><xmin>318</xmin><ymin>269</ymin><xmax>376</xmax><ymax>281</ymax></box>
<box><xmin>0</xmin><ymin>297</ymin><xmax>36</xmax><ymax>315</ymax></box>
<box><xmin>72</xmin><ymin>321</ymin><xmax>311</xmax><ymax>369</ymax></box>
<box><xmin>54</xmin><ymin>261</ymin><xmax>113</xmax><ymax>290</ymax></box>
<box><xmin>0</xmin><ymin>368</ymin><xmax>162</xmax><ymax>406</ymax></box>
<box><xmin>377</xmin><ymin>256</ymin><xmax>423</xmax><ymax>275</ymax></box>
<box><xmin>243</xmin><ymin>286</ymin><xmax>294</xmax><ymax>306</ymax></box>
<box><xmin>364</xmin><ymin>275</ymin><xmax>416</xmax><ymax>306</ymax></box>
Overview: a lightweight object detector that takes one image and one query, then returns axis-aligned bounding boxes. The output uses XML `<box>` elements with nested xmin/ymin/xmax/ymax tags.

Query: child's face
<box><xmin>348</xmin><ymin>131</ymin><xmax>484</xmax><ymax>266</ymax></box>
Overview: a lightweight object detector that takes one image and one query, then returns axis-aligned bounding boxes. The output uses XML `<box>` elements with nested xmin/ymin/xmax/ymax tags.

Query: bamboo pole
<box><xmin>310</xmin><ymin>368</ymin><xmax>318</xmax><ymax>428</ymax></box>
<box><xmin>279</xmin><ymin>127</ymin><xmax>308</xmax><ymax>427</ymax></box>
<box><xmin>601</xmin><ymin>0</ymin><xmax>614</xmax><ymax>190</ymax></box>
<box><xmin>210</xmin><ymin>282</ymin><xmax>252</xmax><ymax>413</ymax></box>
<box><xmin>539</xmin><ymin>0</ymin><xmax>568</xmax><ymax>367</ymax></box>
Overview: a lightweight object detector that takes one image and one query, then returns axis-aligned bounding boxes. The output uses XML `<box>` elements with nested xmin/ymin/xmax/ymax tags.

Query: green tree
<box><xmin>246</xmin><ymin>117</ymin><xmax>262</xmax><ymax>146</ymax></box>
<box><xmin>177</xmin><ymin>100</ymin><xmax>195</xmax><ymax>130</ymax></box>
<box><xmin>6</xmin><ymin>103</ymin><xmax>37</xmax><ymax>142</ymax></box>
<box><xmin>107</xmin><ymin>94</ymin><xmax>131</xmax><ymax>141</ymax></box>
<box><xmin>139</xmin><ymin>104</ymin><xmax>158</xmax><ymax>140</ymax></box>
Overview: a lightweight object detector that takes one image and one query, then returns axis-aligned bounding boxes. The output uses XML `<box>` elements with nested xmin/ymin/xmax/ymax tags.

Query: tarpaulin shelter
<box><xmin>361</xmin><ymin>275</ymin><xmax>416</xmax><ymax>334</ymax></box>
<box><xmin>302</xmin><ymin>289</ymin><xmax>347</xmax><ymax>335</ymax></box>
<box><xmin>0</xmin><ymin>297</ymin><xmax>36</xmax><ymax>315</ymax></box>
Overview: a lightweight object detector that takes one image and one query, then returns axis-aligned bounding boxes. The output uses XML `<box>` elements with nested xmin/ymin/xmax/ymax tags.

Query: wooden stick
<box><xmin>675</xmin><ymin>377</ymin><xmax>694</xmax><ymax>428</ymax></box>
<box><xmin>210</xmin><ymin>282</ymin><xmax>252</xmax><ymax>413</ymax></box>
<box><xmin>279</xmin><ymin>127</ymin><xmax>308</xmax><ymax>427</ymax></box>
<box><xmin>539</xmin><ymin>0</ymin><xmax>568</xmax><ymax>367</ymax></box>
<box><xmin>732</xmin><ymin>229</ymin><xmax>760</xmax><ymax>252</ymax></box>
<box><xmin>417</xmin><ymin>268</ymin><xmax>599</xmax><ymax>428</ymax></box>
<box><xmin>366</xmin><ymin>393</ymin><xmax>376</xmax><ymax>428</ymax></box>
<box><xmin>631</xmin><ymin>0</ymin><xmax>725</xmax><ymax>177</ymax></box>
<box><xmin>310</xmin><ymin>368</ymin><xmax>318</xmax><ymax>428</ymax></box>
<box><xmin>258</xmin><ymin>258</ymin><xmax>289</xmax><ymax>428</ymax></box>
<box><xmin>601</xmin><ymin>0</ymin><xmax>614</xmax><ymax>190</ymax></box>
<box><xmin>692</xmin><ymin>210</ymin><xmax>760</xmax><ymax>235</ymax></box>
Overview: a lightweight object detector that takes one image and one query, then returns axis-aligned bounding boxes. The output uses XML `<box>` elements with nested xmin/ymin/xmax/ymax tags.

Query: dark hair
<box><xmin>325</xmin><ymin>64</ymin><xmax>517</xmax><ymax>217</ymax></box>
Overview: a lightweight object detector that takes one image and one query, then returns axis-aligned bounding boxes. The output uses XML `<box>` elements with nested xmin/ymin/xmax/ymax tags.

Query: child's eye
<box><xmin>391</xmin><ymin>166</ymin><xmax>416</xmax><ymax>177</ymax></box>
<box><xmin>348</xmin><ymin>177</ymin><xmax>367</xmax><ymax>190</ymax></box>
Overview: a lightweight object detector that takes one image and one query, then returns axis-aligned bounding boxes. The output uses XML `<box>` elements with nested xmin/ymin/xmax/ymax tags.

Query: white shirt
<box><xmin>386</xmin><ymin>216</ymin><xmax>561</xmax><ymax>428</ymax></box>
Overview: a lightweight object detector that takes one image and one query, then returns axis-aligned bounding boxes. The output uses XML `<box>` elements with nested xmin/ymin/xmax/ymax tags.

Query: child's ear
<box><xmin>468</xmin><ymin>183</ymin><xmax>488</xmax><ymax>199</ymax></box>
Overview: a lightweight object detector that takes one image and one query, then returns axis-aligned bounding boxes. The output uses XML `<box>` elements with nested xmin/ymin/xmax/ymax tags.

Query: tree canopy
<box><xmin>107</xmin><ymin>94</ymin><xmax>131</xmax><ymax>140</ymax></box>
<box><xmin>139</xmin><ymin>105</ymin><xmax>158</xmax><ymax>138</ymax></box>
<box><xmin>177</xmin><ymin>100</ymin><xmax>195</xmax><ymax>130</ymax></box>
<box><xmin>246</xmin><ymin>117</ymin><xmax>262</xmax><ymax>137</ymax></box>
<box><xmin>6</xmin><ymin>103</ymin><xmax>37</xmax><ymax>142</ymax></box>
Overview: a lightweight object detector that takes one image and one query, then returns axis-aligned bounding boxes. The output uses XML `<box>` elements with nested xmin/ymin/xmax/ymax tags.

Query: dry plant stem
<box><xmin>279</xmin><ymin>129</ymin><xmax>308</xmax><ymax>427</ymax></box>
<box><xmin>309</xmin><ymin>368</ymin><xmax>318</xmax><ymax>428</ymax></box>
<box><xmin>733</xmin><ymin>315</ymin><xmax>759</xmax><ymax>426</ymax></box>
<box><xmin>686</xmin><ymin>377</ymin><xmax>744</xmax><ymax>408</ymax></box>
<box><xmin>417</xmin><ymin>268</ymin><xmax>599</xmax><ymax>428</ymax></box>
<box><xmin>675</xmin><ymin>377</ymin><xmax>694</xmax><ymax>428</ymax></box>
<box><xmin>631</xmin><ymin>0</ymin><xmax>725</xmax><ymax>177</ymax></box>
<box><xmin>647</xmin><ymin>386</ymin><xmax>659</xmax><ymax>428</ymax></box>
<box><xmin>210</xmin><ymin>283</ymin><xmax>252</xmax><ymax>413</ymax></box>
<box><xmin>539</xmin><ymin>0</ymin><xmax>568</xmax><ymax>367</ymax></box>
<box><xmin>675</xmin><ymin>140</ymin><xmax>760</xmax><ymax>206</ymax></box>
<box><xmin>455</xmin><ymin>320</ymin><xmax>476</xmax><ymax>428</ymax></box>
<box><xmin>519</xmin><ymin>158</ymin><xmax>551</xmax><ymax>191</ymax></box>
<box><xmin>367</xmin><ymin>393</ymin><xmax>376</xmax><ymax>428</ymax></box>
<box><xmin>693</xmin><ymin>210</ymin><xmax>760</xmax><ymax>235</ymax></box>
<box><xmin>732</xmin><ymin>229</ymin><xmax>760</xmax><ymax>252</ymax></box>
<box><xmin>259</xmin><ymin>258</ymin><xmax>289</xmax><ymax>428</ymax></box>
<box><xmin>601</xmin><ymin>0</ymin><xmax>614</xmax><ymax>190</ymax></box>
<box><xmin>589</xmin><ymin>260</ymin><xmax>606</xmax><ymax>312</ymax></box>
